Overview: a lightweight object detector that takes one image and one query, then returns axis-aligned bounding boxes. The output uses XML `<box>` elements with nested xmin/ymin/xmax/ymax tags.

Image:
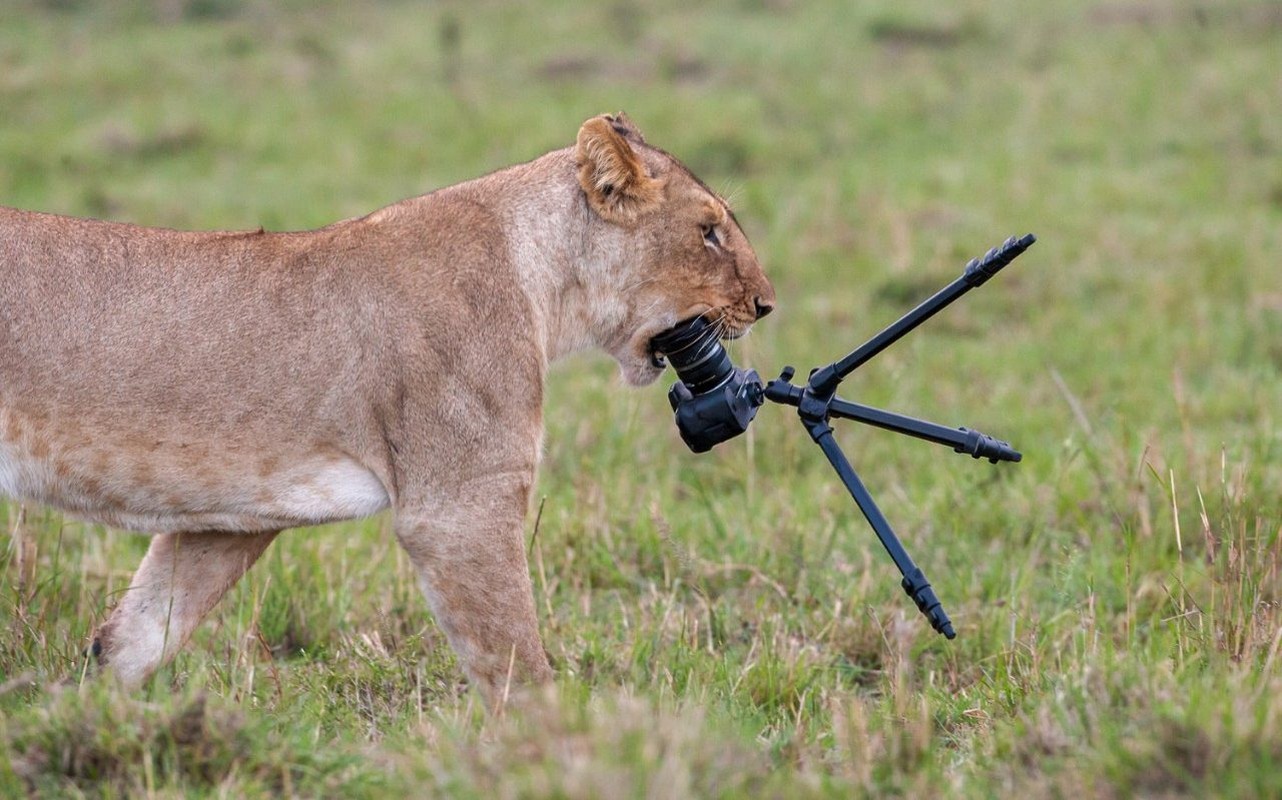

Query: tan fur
<box><xmin>574</xmin><ymin>116</ymin><xmax>663</xmax><ymax>223</ymax></box>
<box><xmin>0</xmin><ymin>114</ymin><xmax>774</xmax><ymax>707</ymax></box>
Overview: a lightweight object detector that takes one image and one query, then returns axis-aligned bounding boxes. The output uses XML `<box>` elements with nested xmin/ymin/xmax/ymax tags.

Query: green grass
<box><xmin>2</xmin><ymin>0</ymin><xmax>1281</xmax><ymax>796</ymax></box>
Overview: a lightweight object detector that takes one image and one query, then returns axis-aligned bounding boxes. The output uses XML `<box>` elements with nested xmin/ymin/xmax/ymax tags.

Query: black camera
<box><xmin>650</xmin><ymin>317</ymin><xmax>764</xmax><ymax>453</ymax></box>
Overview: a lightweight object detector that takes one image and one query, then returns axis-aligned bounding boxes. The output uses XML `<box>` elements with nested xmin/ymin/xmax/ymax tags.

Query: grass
<box><xmin>2</xmin><ymin>0</ymin><xmax>1281</xmax><ymax>795</ymax></box>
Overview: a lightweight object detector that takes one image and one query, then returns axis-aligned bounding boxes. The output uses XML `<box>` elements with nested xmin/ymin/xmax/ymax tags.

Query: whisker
<box><xmin>719</xmin><ymin>181</ymin><xmax>744</xmax><ymax>209</ymax></box>
<box><xmin>618</xmin><ymin>276</ymin><xmax>661</xmax><ymax>295</ymax></box>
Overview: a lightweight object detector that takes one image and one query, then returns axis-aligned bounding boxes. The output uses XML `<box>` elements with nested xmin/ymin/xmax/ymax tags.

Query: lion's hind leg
<box><xmin>92</xmin><ymin>529</ymin><xmax>279</xmax><ymax>687</ymax></box>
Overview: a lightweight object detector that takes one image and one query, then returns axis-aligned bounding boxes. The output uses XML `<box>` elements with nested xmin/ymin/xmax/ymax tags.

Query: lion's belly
<box><xmin>0</xmin><ymin>407</ymin><xmax>389</xmax><ymax>534</ymax></box>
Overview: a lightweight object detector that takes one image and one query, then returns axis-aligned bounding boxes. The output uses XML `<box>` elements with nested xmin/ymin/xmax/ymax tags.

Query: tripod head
<box><xmin>654</xmin><ymin>234</ymin><xmax>1037</xmax><ymax>638</ymax></box>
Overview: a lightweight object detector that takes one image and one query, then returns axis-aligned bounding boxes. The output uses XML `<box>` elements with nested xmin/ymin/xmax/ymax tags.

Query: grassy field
<box><xmin>2</xmin><ymin>0</ymin><xmax>1281</xmax><ymax>796</ymax></box>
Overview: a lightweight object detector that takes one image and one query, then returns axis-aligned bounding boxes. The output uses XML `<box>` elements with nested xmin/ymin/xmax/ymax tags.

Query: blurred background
<box><xmin>2</xmin><ymin>1</ymin><xmax>1280</xmax><ymax>796</ymax></box>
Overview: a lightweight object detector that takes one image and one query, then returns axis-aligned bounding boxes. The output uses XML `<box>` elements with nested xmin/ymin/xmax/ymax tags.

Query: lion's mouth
<box><xmin>647</xmin><ymin>315</ymin><xmax>749</xmax><ymax>369</ymax></box>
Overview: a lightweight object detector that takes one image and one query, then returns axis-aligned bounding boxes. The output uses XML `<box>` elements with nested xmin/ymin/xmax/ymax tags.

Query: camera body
<box><xmin>666</xmin><ymin>368</ymin><xmax>763</xmax><ymax>453</ymax></box>
<box><xmin>650</xmin><ymin>318</ymin><xmax>764</xmax><ymax>453</ymax></box>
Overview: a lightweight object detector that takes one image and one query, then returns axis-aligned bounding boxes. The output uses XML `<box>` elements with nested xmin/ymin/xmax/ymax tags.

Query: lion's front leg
<box><xmin>395</xmin><ymin>470</ymin><xmax>552</xmax><ymax>709</ymax></box>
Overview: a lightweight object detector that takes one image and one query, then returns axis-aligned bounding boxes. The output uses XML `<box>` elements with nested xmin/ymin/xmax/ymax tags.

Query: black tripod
<box><xmin>759</xmin><ymin>234</ymin><xmax>1036</xmax><ymax>638</ymax></box>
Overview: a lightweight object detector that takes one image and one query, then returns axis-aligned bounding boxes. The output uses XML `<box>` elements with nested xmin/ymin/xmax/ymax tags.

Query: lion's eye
<box><xmin>701</xmin><ymin>224</ymin><xmax>720</xmax><ymax>247</ymax></box>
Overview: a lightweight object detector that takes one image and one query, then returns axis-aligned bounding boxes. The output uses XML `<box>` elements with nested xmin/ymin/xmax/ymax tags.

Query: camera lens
<box><xmin>651</xmin><ymin>317</ymin><xmax>735</xmax><ymax>395</ymax></box>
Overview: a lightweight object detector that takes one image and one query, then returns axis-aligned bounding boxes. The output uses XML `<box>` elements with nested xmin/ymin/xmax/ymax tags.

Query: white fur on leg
<box><xmin>94</xmin><ymin>530</ymin><xmax>279</xmax><ymax>687</ymax></box>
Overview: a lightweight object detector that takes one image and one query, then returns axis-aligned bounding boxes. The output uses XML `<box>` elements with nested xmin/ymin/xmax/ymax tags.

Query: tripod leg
<box><xmin>826</xmin><ymin>398</ymin><xmax>1022</xmax><ymax>463</ymax></box>
<box><xmin>808</xmin><ymin>425</ymin><xmax>956</xmax><ymax>639</ymax></box>
<box><xmin>764</xmin><ymin>382</ymin><xmax>1022</xmax><ymax>463</ymax></box>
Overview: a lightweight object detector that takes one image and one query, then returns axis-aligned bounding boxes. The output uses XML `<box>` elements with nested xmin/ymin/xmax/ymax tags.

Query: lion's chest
<box><xmin>0</xmin><ymin>407</ymin><xmax>389</xmax><ymax>534</ymax></box>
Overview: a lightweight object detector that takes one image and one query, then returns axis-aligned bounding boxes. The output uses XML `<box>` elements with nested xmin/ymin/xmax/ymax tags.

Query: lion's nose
<box><xmin>754</xmin><ymin>296</ymin><xmax>774</xmax><ymax>319</ymax></box>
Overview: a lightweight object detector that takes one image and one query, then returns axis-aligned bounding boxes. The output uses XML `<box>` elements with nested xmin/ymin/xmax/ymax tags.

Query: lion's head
<box><xmin>573</xmin><ymin>112</ymin><xmax>775</xmax><ymax>386</ymax></box>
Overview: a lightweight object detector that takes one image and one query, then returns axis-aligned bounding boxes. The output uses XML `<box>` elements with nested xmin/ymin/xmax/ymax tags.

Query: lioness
<box><xmin>0</xmin><ymin>113</ymin><xmax>773</xmax><ymax>706</ymax></box>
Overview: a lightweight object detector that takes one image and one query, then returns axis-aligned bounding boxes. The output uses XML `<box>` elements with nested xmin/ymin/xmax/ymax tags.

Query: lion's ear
<box><xmin>608</xmin><ymin>111</ymin><xmax>645</xmax><ymax>144</ymax></box>
<box><xmin>575</xmin><ymin>114</ymin><xmax>662</xmax><ymax>224</ymax></box>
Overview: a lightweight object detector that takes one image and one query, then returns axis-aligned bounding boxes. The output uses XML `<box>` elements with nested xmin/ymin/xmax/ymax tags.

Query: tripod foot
<box><xmin>901</xmin><ymin>568</ymin><xmax>956</xmax><ymax>639</ymax></box>
<box><xmin>956</xmin><ymin>428</ymin><xmax>1022</xmax><ymax>463</ymax></box>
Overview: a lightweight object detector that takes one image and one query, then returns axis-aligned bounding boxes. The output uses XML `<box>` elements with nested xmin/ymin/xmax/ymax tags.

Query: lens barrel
<box><xmin>650</xmin><ymin>317</ymin><xmax>734</xmax><ymax>395</ymax></box>
<box><xmin>652</xmin><ymin>317</ymin><xmax>764</xmax><ymax>453</ymax></box>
